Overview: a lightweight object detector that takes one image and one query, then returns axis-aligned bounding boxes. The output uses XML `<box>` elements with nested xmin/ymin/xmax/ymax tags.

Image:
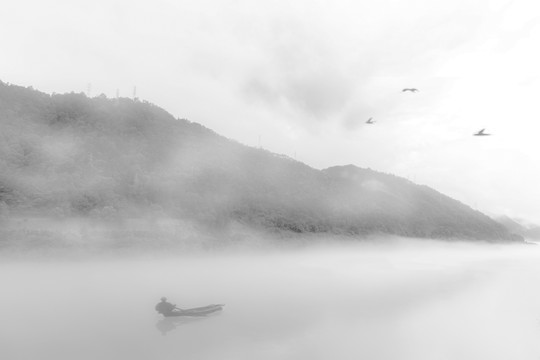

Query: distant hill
<box><xmin>0</xmin><ymin>81</ymin><xmax>522</xmax><ymax>243</ymax></box>
<box><xmin>494</xmin><ymin>216</ymin><xmax>527</xmax><ymax>235</ymax></box>
<box><xmin>495</xmin><ymin>216</ymin><xmax>540</xmax><ymax>240</ymax></box>
<box><xmin>525</xmin><ymin>227</ymin><xmax>540</xmax><ymax>240</ymax></box>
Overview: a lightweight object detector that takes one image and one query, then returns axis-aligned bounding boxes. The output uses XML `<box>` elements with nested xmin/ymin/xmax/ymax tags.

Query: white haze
<box><xmin>3</xmin><ymin>240</ymin><xmax>540</xmax><ymax>360</ymax></box>
<box><xmin>1</xmin><ymin>0</ymin><xmax>540</xmax><ymax>221</ymax></box>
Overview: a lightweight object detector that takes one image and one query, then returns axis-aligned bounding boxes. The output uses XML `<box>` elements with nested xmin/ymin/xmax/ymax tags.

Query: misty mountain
<box><xmin>494</xmin><ymin>216</ymin><xmax>527</xmax><ymax>235</ymax></box>
<box><xmin>525</xmin><ymin>227</ymin><xmax>540</xmax><ymax>240</ymax></box>
<box><xmin>0</xmin><ymin>81</ymin><xmax>521</xmax><ymax>242</ymax></box>
<box><xmin>495</xmin><ymin>216</ymin><xmax>540</xmax><ymax>240</ymax></box>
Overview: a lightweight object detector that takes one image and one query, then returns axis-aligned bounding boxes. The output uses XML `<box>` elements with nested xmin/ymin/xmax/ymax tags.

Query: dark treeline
<box><xmin>0</xmin><ymin>81</ymin><xmax>521</xmax><ymax>243</ymax></box>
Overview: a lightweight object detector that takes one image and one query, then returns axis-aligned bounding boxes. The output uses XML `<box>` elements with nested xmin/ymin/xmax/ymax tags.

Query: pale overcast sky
<box><xmin>1</xmin><ymin>0</ymin><xmax>540</xmax><ymax>221</ymax></box>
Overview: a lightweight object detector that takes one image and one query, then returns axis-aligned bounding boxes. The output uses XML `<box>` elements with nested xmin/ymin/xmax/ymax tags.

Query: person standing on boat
<box><xmin>155</xmin><ymin>297</ymin><xmax>176</xmax><ymax>316</ymax></box>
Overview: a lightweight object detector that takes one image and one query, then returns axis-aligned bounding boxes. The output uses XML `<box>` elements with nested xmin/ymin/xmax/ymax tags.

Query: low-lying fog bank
<box><xmin>0</xmin><ymin>216</ymin><xmax>526</xmax><ymax>260</ymax></box>
<box><xmin>2</xmin><ymin>240</ymin><xmax>540</xmax><ymax>360</ymax></box>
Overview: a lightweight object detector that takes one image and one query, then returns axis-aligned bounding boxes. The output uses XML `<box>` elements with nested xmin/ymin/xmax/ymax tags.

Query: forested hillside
<box><xmin>495</xmin><ymin>216</ymin><xmax>540</xmax><ymax>240</ymax></box>
<box><xmin>0</xmin><ymin>81</ymin><xmax>521</xmax><ymax>242</ymax></box>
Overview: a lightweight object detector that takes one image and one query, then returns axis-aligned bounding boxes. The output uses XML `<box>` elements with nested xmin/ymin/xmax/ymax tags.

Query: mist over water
<box><xmin>2</xmin><ymin>240</ymin><xmax>540</xmax><ymax>360</ymax></box>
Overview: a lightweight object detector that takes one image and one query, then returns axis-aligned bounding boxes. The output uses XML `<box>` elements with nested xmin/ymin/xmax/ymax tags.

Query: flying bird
<box><xmin>366</xmin><ymin>117</ymin><xmax>375</xmax><ymax>124</ymax></box>
<box><xmin>473</xmin><ymin>129</ymin><xmax>491</xmax><ymax>136</ymax></box>
<box><xmin>402</xmin><ymin>88</ymin><xmax>419</xmax><ymax>92</ymax></box>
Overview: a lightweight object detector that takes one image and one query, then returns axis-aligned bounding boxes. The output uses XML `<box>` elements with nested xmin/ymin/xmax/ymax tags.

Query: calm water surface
<box><xmin>2</xmin><ymin>240</ymin><xmax>540</xmax><ymax>360</ymax></box>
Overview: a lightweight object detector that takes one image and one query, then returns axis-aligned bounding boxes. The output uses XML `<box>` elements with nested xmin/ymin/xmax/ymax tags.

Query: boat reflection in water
<box><xmin>155</xmin><ymin>311</ymin><xmax>223</xmax><ymax>336</ymax></box>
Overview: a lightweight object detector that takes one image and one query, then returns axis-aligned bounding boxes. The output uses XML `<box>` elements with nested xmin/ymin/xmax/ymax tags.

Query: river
<box><xmin>1</xmin><ymin>239</ymin><xmax>539</xmax><ymax>360</ymax></box>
